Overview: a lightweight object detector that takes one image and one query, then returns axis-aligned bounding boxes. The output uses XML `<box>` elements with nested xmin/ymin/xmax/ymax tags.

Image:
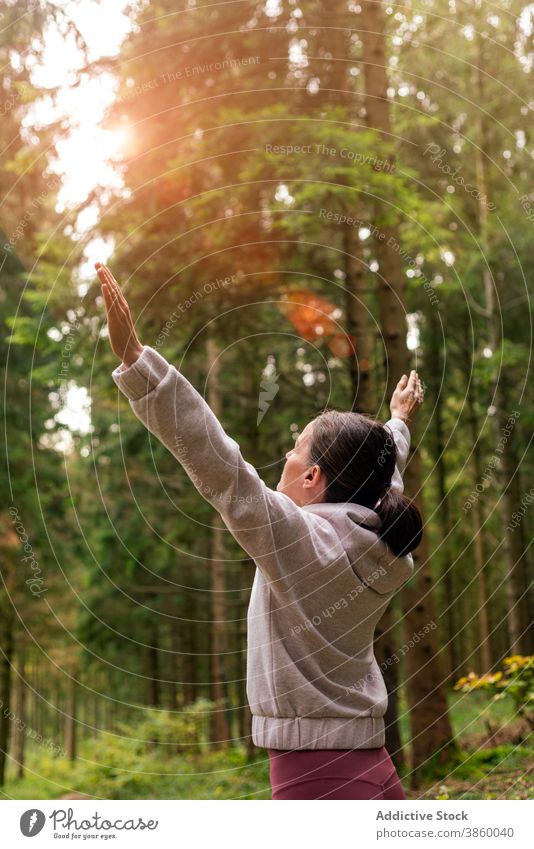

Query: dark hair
<box><xmin>308</xmin><ymin>409</ymin><xmax>423</xmax><ymax>557</ymax></box>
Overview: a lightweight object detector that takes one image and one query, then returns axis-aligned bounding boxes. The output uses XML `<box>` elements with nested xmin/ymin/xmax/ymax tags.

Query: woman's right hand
<box><xmin>390</xmin><ymin>370</ymin><xmax>424</xmax><ymax>423</ymax></box>
<box><xmin>96</xmin><ymin>262</ymin><xmax>144</xmax><ymax>367</ymax></box>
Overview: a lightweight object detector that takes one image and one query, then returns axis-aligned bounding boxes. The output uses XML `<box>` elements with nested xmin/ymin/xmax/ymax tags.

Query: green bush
<box><xmin>454</xmin><ymin>654</ymin><xmax>534</xmax><ymax>731</ymax></box>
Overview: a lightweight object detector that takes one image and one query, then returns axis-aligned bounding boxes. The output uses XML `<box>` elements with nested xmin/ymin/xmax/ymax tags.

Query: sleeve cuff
<box><xmin>111</xmin><ymin>345</ymin><xmax>171</xmax><ymax>401</ymax></box>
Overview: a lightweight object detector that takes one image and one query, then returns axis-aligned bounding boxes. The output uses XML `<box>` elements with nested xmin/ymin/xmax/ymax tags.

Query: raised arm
<box><xmin>384</xmin><ymin>417</ymin><xmax>411</xmax><ymax>494</ymax></box>
<box><xmin>385</xmin><ymin>370</ymin><xmax>424</xmax><ymax>494</ymax></box>
<box><xmin>96</xmin><ymin>263</ymin><xmax>348</xmax><ymax>594</ymax></box>
<box><xmin>111</xmin><ymin>344</ymin><xmax>348</xmax><ymax>593</ymax></box>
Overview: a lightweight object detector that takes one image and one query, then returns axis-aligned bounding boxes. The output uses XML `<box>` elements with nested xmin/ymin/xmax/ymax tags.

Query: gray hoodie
<box><xmin>112</xmin><ymin>345</ymin><xmax>414</xmax><ymax>751</ymax></box>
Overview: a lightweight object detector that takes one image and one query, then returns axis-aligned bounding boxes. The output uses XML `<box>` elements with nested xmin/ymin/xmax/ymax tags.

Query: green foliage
<box><xmin>113</xmin><ymin>699</ymin><xmax>219</xmax><ymax>754</ymax></box>
<box><xmin>4</xmin><ymin>700</ymin><xmax>271</xmax><ymax>801</ymax></box>
<box><xmin>425</xmin><ymin>744</ymin><xmax>533</xmax><ymax>800</ymax></box>
<box><xmin>3</xmin><ymin>694</ymin><xmax>531</xmax><ymax>800</ymax></box>
<box><xmin>455</xmin><ymin>655</ymin><xmax>534</xmax><ymax>729</ymax></box>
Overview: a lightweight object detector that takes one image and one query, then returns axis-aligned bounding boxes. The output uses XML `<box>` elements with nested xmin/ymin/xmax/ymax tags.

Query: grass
<box><xmin>410</xmin><ymin>745</ymin><xmax>533</xmax><ymax>800</ymax></box>
<box><xmin>1</xmin><ymin>692</ymin><xmax>531</xmax><ymax>800</ymax></box>
<box><xmin>1</xmin><ymin>744</ymin><xmax>272</xmax><ymax>801</ymax></box>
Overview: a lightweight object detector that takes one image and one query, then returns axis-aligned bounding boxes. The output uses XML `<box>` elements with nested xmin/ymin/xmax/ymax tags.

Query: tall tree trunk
<box><xmin>360</xmin><ymin>0</ymin><xmax>456</xmax><ymax>782</ymax></box>
<box><xmin>427</xmin><ymin>309</ymin><xmax>460</xmax><ymax>679</ymax></box>
<box><xmin>146</xmin><ymin>627</ymin><xmax>160</xmax><ymax>708</ymax></box>
<box><xmin>474</xmin><ymin>34</ymin><xmax>533</xmax><ymax>654</ymax></box>
<box><xmin>402</xmin><ymin>444</ymin><xmax>458</xmax><ymax>781</ymax></box>
<box><xmin>0</xmin><ymin>607</ymin><xmax>14</xmax><ymax>786</ymax></box>
<box><xmin>514</xmin><ymin>464</ymin><xmax>534</xmax><ymax>651</ymax></box>
<box><xmin>169</xmin><ymin>618</ymin><xmax>181</xmax><ymax>710</ymax></box>
<box><xmin>13</xmin><ymin>643</ymin><xmax>26</xmax><ymax>779</ymax></box>
<box><xmin>325</xmin><ymin>1</ymin><xmax>376</xmax><ymax>415</ymax></box>
<box><xmin>206</xmin><ymin>335</ymin><xmax>232</xmax><ymax>748</ymax></box>
<box><xmin>65</xmin><ymin>674</ymin><xmax>77</xmax><ymax>762</ymax></box>
<box><xmin>182</xmin><ymin>592</ymin><xmax>199</xmax><ymax>706</ymax></box>
<box><xmin>343</xmin><ymin>227</ymin><xmax>376</xmax><ymax>415</ymax></box>
<box><xmin>462</xmin><ymin>342</ymin><xmax>492</xmax><ymax>671</ymax></box>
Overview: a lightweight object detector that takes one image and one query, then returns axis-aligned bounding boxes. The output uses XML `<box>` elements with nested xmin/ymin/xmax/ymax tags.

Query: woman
<box><xmin>96</xmin><ymin>261</ymin><xmax>424</xmax><ymax>800</ymax></box>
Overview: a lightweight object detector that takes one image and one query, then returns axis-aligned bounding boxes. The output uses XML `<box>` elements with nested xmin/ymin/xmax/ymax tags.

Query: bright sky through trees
<box><xmin>29</xmin><ymin>0</ymin><xmax>132</xmax><ymax>207</ymax></box>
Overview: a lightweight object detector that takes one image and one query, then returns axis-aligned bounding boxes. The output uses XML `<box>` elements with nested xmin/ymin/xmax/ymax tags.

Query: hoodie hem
<box><xmin>252</xmin><ymin>714</ymin><xmax>385</xmax><ymax>750</ymax></box>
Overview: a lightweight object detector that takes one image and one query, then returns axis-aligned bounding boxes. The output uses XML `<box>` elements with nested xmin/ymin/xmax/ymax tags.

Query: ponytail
<box><xmin>309</xmin><ymin>409</ymin><xmax>424</xmax><ymax>558</ymax></box>
<box><xmin>375</xmin><ymin>488</ymin><xmax>423</xmax><ymax>557</ymax></box>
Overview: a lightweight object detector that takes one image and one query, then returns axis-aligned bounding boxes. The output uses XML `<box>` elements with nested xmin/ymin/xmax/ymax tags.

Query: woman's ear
<box><xmin>303</xmin><ymin>464</ymin><xmax>322</xmax><ymax>486</ymax></box>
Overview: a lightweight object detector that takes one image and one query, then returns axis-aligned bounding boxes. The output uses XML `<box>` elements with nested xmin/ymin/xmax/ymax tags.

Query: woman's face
<box><xmin>276</xmin><ymin>420</ymin><xmax>326</xmax><ymax>506</ymax></box>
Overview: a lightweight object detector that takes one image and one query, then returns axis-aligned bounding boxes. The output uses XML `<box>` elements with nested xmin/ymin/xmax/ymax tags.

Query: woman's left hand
<box><xmin>389</xmin><ymin>370</ymin><xmax>425</xmax><ymax>423</ymax></box>
<box><xmin>96</xmin><ymin>262</ymin><xmax>144</xmax><ymax>367</ymax></box>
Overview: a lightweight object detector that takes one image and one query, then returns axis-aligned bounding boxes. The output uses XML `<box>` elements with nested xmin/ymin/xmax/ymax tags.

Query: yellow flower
<box><xmin>504</xmin><ymin>655</ymin><xmax>533</xmax><ymax>668</ymax></box>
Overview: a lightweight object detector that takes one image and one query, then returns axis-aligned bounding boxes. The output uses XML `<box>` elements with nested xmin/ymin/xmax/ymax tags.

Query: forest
<box><xmin>0</xmin><ymin>0</ymin><xmax>533</xmax><ymax>802</ymax></box>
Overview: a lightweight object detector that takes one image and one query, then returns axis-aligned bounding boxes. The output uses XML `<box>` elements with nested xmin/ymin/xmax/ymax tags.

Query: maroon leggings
<box><xmin>268</xmin><ymin>746</ymin><xmax>406</xmax><ymax>800</ymax></box>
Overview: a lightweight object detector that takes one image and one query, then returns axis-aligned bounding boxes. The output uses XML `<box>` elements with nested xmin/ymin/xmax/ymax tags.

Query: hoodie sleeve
<box><xmin>384</xmin><ymin>418</ymin><xmax>410</xmax><ymax>494</ymax></box>
<box><xmin>111</xmin><ymin>345</ymin><xmax>347</xmax><ymax>593</ymax></box>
